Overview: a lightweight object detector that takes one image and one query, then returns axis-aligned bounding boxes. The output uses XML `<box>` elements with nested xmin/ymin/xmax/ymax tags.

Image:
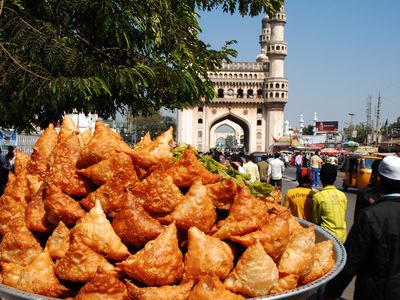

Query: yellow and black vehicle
<box><xmin>342</xmin><ymin>154</ymin><xmax>382</xmax><ymax>190</ymax></box>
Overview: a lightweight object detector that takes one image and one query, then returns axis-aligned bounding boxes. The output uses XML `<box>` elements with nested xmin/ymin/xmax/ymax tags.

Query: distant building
<box><xmin>178</xmin><ymin>4</ymin><xmax>288</xmax><ymax>153</ymax></box>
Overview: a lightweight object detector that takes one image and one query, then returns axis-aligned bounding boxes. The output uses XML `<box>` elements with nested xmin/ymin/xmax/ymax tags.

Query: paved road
<box><xmin>281</xmin><ymin>167</ymin><xmax>355</xmax><ymax>300</ymax></box>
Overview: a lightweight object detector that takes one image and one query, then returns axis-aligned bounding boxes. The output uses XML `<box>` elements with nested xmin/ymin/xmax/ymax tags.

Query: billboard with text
<box><xmin>315</xmin><ymin>121</ymin><xmax>339</xmax><ymax>132</ymax></box>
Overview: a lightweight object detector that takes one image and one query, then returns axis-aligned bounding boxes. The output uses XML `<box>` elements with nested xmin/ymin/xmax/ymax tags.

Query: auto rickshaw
<box><xmin>342</xmin><ymin>154</ymin><xmax>382</xmax><ymax>190</ymax></box>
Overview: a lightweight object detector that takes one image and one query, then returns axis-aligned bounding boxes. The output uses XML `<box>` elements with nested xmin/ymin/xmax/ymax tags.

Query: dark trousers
<box><xmin>296</xmin><ymin>164</ymin><xmax>302</xmax><ymax>179</ymax></box>
<box><xmin>270</xmin><ymin>178</ymin><xmax>282</xmax><ymax>190</ymax></box>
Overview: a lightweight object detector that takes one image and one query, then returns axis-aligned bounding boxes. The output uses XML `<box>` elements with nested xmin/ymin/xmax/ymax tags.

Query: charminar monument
<box><xmin>177</xmin><ymin>5</ymin><xmax>288</xmax><ymax>153</ymax></box>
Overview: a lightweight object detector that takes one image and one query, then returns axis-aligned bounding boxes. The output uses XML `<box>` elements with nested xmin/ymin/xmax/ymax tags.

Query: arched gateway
<box><xmin>177</xmin><ymin>6</ymin><xmax>288</xmax><ymax>153</ymax></box>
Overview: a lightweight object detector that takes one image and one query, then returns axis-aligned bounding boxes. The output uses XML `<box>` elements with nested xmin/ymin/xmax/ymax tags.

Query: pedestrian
<box><xmin>283</xmin><ymin>167</ymin><xmax>315</xmax><ymax>220</ymax></box>
<box><xmin>310</xmin><ymin>151</ymin><xmax>323</xmax><ymax>187</ymax></box>
<box><xmin>311</xmin><ymin>163</ymin><xmax>347</xmax><ymax>243</ymax></box>
<box><xmin>230</xmin><ymin>156</ymin><xmax>246</xmax><ymax>174</ymax></box>
<box><xmin>294</xmin><ymin>151</ymin><xmax>303</xmax><ymax>180</ymax></box>
<box><xmin>0</xmin><ymin>148</ymin><xmax>8</xmax><ymax>195</ymax></box>
<box><xmin>324</xmin><ymin>155</ymin><xmax>400</xmax><ymax>300</ymax></box>
<box><xmin>5</xmin><ymin>145</ymin><xmax>15</xmax><ymax>173</ymax></box>
<box><xmin>268</xmin><ymin>152</ymin><xmax>285</xmax><ymax>190</ymax></box>
<box><xmin>243</xmin><ymin>155</ymin><xmax>260</xmax><ymax>183</ymax></box>
<box><xmin>353</xmin><ymin>159</ymin><xmax>381</xmax><ymax>220</ymax></box>
<box><xmin>257</xmin><ymin>155</ymin><xmax>269</xmax><ymax>183</ymax></box>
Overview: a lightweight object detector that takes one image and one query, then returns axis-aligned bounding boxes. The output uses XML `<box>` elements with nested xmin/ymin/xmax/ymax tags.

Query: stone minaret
<box><xmin>264</xmin><ymin>4</ymin><xmax>288</xmax><ymax>150</ymax></box>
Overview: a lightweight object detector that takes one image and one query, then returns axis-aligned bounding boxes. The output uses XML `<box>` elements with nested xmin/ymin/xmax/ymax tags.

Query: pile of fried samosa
<box><xmin>0</xmin><ymin>116</ymin><xmax>335</xmax><ymax>300</ymax></box>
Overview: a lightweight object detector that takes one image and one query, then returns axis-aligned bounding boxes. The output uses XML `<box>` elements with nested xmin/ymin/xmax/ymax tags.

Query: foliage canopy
<box><xmin>0</xmin><ymin>0</ymin><xmax>284</xmax><ymax>131</ymax></box>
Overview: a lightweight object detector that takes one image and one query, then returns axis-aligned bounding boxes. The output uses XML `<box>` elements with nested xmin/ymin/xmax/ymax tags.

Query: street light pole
<box><xmin>348</xmin><ymin>113</ymin><xmax>355</xmax><ymax>140</ymax></box>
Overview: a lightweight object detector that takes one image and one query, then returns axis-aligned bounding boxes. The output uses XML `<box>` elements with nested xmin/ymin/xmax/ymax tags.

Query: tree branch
<box><xmin>0</xmin><ymin>43</ymin><xmax>50</xmax><ymax>81</ymax></box>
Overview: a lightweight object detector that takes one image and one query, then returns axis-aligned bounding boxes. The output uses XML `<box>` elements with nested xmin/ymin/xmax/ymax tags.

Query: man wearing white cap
<box><xmin>324</xmin><ymin>155</ymin><xmax>400</xmax><ymax>300</ymax></box>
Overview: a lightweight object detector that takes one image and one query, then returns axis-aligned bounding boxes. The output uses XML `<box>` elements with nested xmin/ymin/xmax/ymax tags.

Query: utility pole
<box><xmin>375</xmin><ymin>93</ymin><xmax>381</xmax><ymax>143</ymax></box>
<box><xmin>366</xmin><ymin>96</ymin><xmax>372</xmax><ymax>144</ymax></box>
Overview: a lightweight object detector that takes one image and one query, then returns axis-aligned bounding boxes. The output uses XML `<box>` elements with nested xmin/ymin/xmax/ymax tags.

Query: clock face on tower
<box><xmin>228</xmin><ymin>89</ymin><xmax>234</xmax><ymax>96</ymax></box>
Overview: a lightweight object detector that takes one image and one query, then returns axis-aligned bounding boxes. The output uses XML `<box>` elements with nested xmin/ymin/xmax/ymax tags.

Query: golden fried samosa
<box><xmin>77</xmin><ymin>127</ymin><xmax>93</xmax><ymax>148</ymax></box>
<box><xmin>25</xmin><ymin>174</ymin><xmax>53</xmax><ymax>232</ymax></box>
<box><xmin>278</xmin><ymin>225</ymin><xmax>315</xmax><ymax>277</ymax></box>
<box><xmin>270</xmin><ymin>274</ymin><xmax>299</xmax><ymax>294</ymax></box>
<box><xmin>79</xmin><ymin>180</ymin><xmax>131</xmax><ymax>218</ymax></box>
<box><xmin>46</xmin><ymin>221</ymin><xmax>70</xmax><ymax>260</ymax></box>
<box><xmin>14</xmin><ymin>149</ymin><xmax>30</xmax><ymax>177</ymax></box>
<box><xmin>166</xmin><ymin>147</ymin><xmax>222</xmax><ymax>187</ymax></box>
<box><xmin>77</xmin><ymin>152</ymin><xmax>138</xmax><ymax>187</ymax></box>
<box><xmin>77</xmin><ymin>120</ymin><xmax>135</xmax><ymax>168</ymax></box>
<box><xmin>111</xmin><ymin>196</ymin><xmax>164</xmax><ymax>248</ymax></box>
<box><xmin>188</xmin><ymin>276</ymin><xmax>245</xmax><ymax>300</ymax></box>
<box><xmin>3</xmin><ymin>248</ymin><xmax>68</xmax><ymax>297</ymax></box>
<box><xmin>300</xmin><ymin>240</ymin><xmax>335</xmax><ymax>284</ymax></box>
<box><xmin>3</xmin><ymin>170</ymin><xmax>30</xmax><ymax>205</ymax></box>
<box><xmin>288</xmin><ymin>215</ymin><xmax>304</xmax><ymax>237</ymax></box>
<box><xmin>132</xmin><ymin>132</ymin><xmax>151</xmax><ymax>150</ymax></box>
<box><xmin>130</xmin><ymin>168</ymin><xmax>184</xmax><ymax>214</ymax></box>
<box><xmin>44</xmin><ymin>184</ymin><xmax>85</xmax><ymax>225</ymax></box>
<box><xmin>1</xmin><ymin>261</ymin><xmax>24</xmax><ymax>287</ymax></box>
<box><xmin>73</xmin><ymin>273</ymin><xmax>128</xmax><ymax>300</ymax></box>
<box><xmin>182</xmin><ymin>226</ymin><xmax>234</xmax><ymax>282</ymax></box>
<box><xmin>55</xmin><ymin>239</ymin><xmax>116</xmax><ymax>282</ymax></box>
<box><xmin>158</xmin><ymin>179</ymin><xmax>216</xmax><ymax>233</ymax></box>
<box><xmin>117</xmin><ymin>223</ymin><xmax>183</xmax><ymax>286</ymax></box>
<box><xmin>47</xmin><ymin>132</ymin><xmax>93</xmax><ymax>197</ymax></box>
<box><xmin>71</xmin><ymin>200</ymin><xmax>130</xmax><ymax>260</ymax></box>
<box><xmin>213</xmin><ymin>186</ymin><xmax>270</xmax><ymax>240</ymax></box>
<box><xmin>27</xmin><ymin>123</ymin><xmax>58</xmax><ymax>178</ymax></box>
<box><xmin>0</xmin><ymin>195</ymin><xmax>26</xmax><ymax>235</ymax></box>
<box><xmin>0</xmin><ymin>218</ymin><xmax>42</xmax><ymax>266</ymax></box>
<box><xmin>224</xmin><ymin>241</ymin><xmax>279</xmax><ymax>297</ymax></box>
<box><xmin>130</xmin><ymin>127</ymin><xmax>173</xmax><ymax>170</ymax></box>
<box><xmin>230</xmin><ymin>210</ymin><xmax>290</xmax><ymax>261</ymax></box>
<box><xmin>58</xmin><ymin>115</ymin><xmax>79</xmax><ymax>143</ymax></box>
<box><xmin>126</xmin><ymin>280</ymin><xmax>194</xmax><ymax>300</ymax></box>
<box><xmin>206</xmin><ymin>178</ymin><xmax>237</xmax><ymax>210</ymax></box>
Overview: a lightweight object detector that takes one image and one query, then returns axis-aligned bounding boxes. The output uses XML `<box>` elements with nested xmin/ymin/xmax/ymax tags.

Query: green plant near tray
<box><xmin>173</xmin><ymin>144</ymin><xmax>275</xmax><ymax>198</ymax></box>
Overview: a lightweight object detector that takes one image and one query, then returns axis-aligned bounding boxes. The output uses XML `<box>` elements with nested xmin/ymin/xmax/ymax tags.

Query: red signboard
<box><xmin>315</xmin><ymin>121</ymin><xmax>339</xmax><ymax>132</ymax></box>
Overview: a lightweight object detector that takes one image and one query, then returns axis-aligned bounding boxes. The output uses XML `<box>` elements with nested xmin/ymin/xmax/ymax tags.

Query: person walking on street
<box><xmin>243</xmin><ymin>155</ymin><xmax>260</xmax><ymax>183</ymax></box>
<box><xmin>294</xmin><ymin>151</ymin><xmax>303</xmax><ymax>180</ymax></box>
<box><xmin>283</xmin><ymin>167</ymin><xmax>315</xmax><ymax>220</ymax></box>
<box><xmin>311</xmin><ymin>163</ymin><xmax>347</xmax><ymax>243</ymax></box>
<box><xmin>324</xmin><ymin>155</ymin><xmax>400</xmax><ymax>300</ymax></box>
<box><xmin>354</xmin><ymin>159</ymin><xmax>382</xmax><ymax>220</ymax></box>
<box><xmin>310</xmin><ymin>151</ymin><xmax>323</xmax><ymax>187</ymax></box>
<box><xmin>257</xmin><ymin>155</ymin><xmax>269</xmax><ymax>183</ymax></box>
<box><xmin>268</xmin><ymin>152</ymin><xmax>285</xmax><ymax>190</ymax></box>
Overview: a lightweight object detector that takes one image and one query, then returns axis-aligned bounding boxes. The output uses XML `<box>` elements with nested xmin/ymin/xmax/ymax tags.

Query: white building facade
<box><xmin>177</xmin><ymin>5</ymin><xmax>288</xmax><ymax>153</ymax></box>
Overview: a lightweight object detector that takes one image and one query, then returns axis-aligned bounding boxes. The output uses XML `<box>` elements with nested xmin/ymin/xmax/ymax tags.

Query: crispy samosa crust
<box><xmin>72</xmin><ymin>273</ymin><xmax>128</xmax><ymax>300</ymax></box>
<box><xmin>166</xmin><ymin>147</ymin><xmax>222</xmax><ymax>187</ymax></box>
<box><xmin>117</xmin><ymin>223</ymin><xmax>183</xmax><ymax>286</ymax></box>
<box><xmin>55</xmin><ymin>239</ymin><xmax>116</xmax><ymax>283</ymax></box>
<box><xmin>158</xmin><ymin>179</ymin><xmax>217</xmax><ymax>233</ymax></box>
<box><xmin>130</xmin><ymin>127</ymin><xmax>173</xmax><ymax>170</ymax></box>
<box><xmin>183</xmin><ymin>226</ymin><xmax>234</xmax><ymax>282</ymax></box>
<box><xmin>224</xmin><ymin>241</ymin><xmax>279</xmax><ymax>297</ymax></box>
<box><xmin>111</xmin><ymin>196</ymin><xmax>164</xmax><ymax>248</ymax></box>
<box><xmin>188</xmin><ymin>276</ymin><xmax>245</xmax><ymax>300</ymax></box>
<box><xmin>130</xmin><ymin>168</ymin><xmax>184</xmax><ymax>214</ymax></box>
<box><xmin>71</xmin><ymin>200</ymin><xmax>130</xmax><ymax>260</ymax></box>
<box><xmin>126</xmin><ymin>280</ymin><xmax>194</xmax><ymax>300</ymax></box>
<box><xmin>213</xmin><ymin>186</ymin><xmax>270</xmax><ymax>240</ymax></box>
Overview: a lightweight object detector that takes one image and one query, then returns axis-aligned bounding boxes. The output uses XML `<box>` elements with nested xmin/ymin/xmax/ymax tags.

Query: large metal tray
<box><xmin>0</xmin><ymin>219</ymin><xmax>346</xmax><ymax>300</ymax></box>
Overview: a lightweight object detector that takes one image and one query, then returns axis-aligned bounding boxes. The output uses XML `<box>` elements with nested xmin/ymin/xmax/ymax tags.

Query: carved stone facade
<box><xmin>177</xmin><ymin>5</ymin><xmax>288</xmax><ymax>153</ymax></box>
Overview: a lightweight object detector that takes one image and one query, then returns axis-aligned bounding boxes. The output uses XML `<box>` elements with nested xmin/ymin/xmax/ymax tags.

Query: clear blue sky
<box><xmin>198</xmin><ymin>0</ymin><xmax>400</xmax><ymax>130</ymax></box>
